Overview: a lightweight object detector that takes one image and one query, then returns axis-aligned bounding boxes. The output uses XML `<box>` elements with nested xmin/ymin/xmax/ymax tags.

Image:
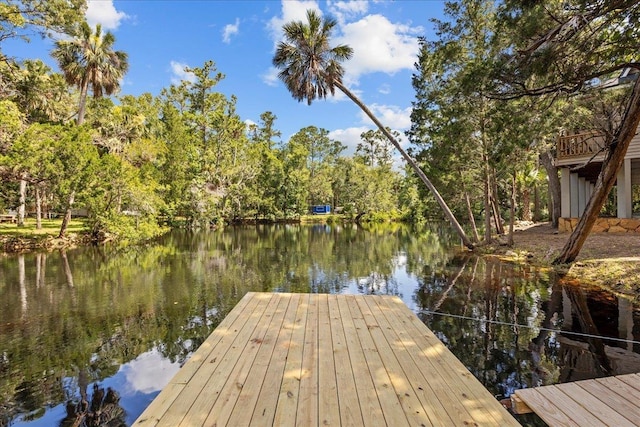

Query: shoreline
<box><xmin>3</xmin><ymin>221</ymin><xmax>638</xmax><ymax>300</ymax></box>
<box><xmin>480</xmin><ymin>222</ymin><xmax>640</xmax><ymax>301</ymax></box>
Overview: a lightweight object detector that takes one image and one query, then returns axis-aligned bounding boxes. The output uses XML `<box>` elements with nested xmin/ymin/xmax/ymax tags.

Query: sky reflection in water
<box><xmin>0</xmin><ymin>224</ymin><xmax>638</xmax><ymax>426</ymax></box>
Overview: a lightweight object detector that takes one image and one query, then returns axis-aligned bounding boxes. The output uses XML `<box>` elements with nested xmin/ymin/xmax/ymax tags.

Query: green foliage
<box><xmin>0</xmin><ymin>99</ymin><xmax>23</xmax><ymax>150</ymax></box>
<box><xmin>52</xmin><ymin>22</ymin><xmax>128</xmax><ymax>124</ymax></box>
<box><xmin>86</xmin><ymin>154</ymin><xmax>167</xmax><ymax>242</ymax></box>
<box><xmin>9</xmin><ymin>59</ymin><xmax>74</xmax><ymax>124</ymax></box>
<box><xmin>493</xmin><ymin>0</ymin><xmax>640</xmax><ymax>98</ymax></box>
<box><xmin>0</xmin><ymin>0</ymin><xmax>86</xmax><ymax>47</ymax></box>
<box><xmin>356</xmin><ymin>128</ymin><xmax>394</xmax><ymax>167</ymax></box>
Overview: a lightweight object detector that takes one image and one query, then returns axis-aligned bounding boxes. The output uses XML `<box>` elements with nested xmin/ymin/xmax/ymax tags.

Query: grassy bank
<box><xmin>480</xmin><ymin>222</ymin><xmax>640</xmax><ymax>301</ymax></box>
<box><xmin>0</xmin><ymin>218</ymin><xmax>90</xmax><ymax>252</ymax></box>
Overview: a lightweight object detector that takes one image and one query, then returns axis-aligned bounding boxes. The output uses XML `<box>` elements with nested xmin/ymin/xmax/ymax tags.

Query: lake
<box><xmin>1</xmin><ymin>223</ymin><xmax>639</xmax><ymax>426</ymax></box>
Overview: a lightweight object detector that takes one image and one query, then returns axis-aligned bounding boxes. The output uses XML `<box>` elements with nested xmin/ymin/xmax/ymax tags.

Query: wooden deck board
<box><xmin>327</xmin><ymin>295</ymin><xmax>364</xmax><ymax>426</ymax></box>
<box><xmin>367</xmin><ymin>295</ymin><xmax>464</xmax><ymax>426</ymax></box>
<box><xmin>226</xmin><ymin>293</ymin><xmax>301</xmax><ymax>426</ymax></box>
<box><xmin>272</xmin><ymin>294</ymin><xmax>308</xmax><ymax>426</ymax></box>
<box><xmin>134</xmin><ymin>292</ymin><xmax>521</xmax><ymax>426</ymax></box>
<box><xmin>375</xmin><ymin>295</ymin><xmax>519</xmax><ymax>426</ymax></box>
<box><xmin>336</xmin><ymin>294</ymin><xmax>386</xmax><ymax>427</ymax></box>
<box><xmin>515</xmin><ymin>373</ymin><xmax>640</xmax><ymax>427</ymax></box>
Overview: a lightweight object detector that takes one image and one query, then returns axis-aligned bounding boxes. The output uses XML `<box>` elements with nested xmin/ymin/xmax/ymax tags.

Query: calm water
<box><xmin>1</xmin><ymin>223</ymin><xmax>639</xmax><ymax>426</ymax></box>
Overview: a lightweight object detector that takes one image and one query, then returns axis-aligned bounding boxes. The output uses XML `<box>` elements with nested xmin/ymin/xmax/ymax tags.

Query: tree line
<box><xmin>1</xmin><ymin>0</ymin><xmax>639</xmax><ymax>264</ymax></box>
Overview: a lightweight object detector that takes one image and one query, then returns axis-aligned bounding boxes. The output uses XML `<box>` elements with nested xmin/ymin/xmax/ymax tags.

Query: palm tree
<box><xmin>51</xmin><ymin>22</ymin><xmax>128</xmax><ymax>238</ymax></box>
<box><xmin>273</xmin><ymin>10</ymin><xmax>474</xmax><ymax>249</ymax></box>
<box><xmin>52</xmin><ymin>22</ymin><xmax>128</xmax><ymax>125</ymax></box>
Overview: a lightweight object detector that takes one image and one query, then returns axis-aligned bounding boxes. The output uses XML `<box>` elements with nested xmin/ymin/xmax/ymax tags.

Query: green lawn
<box><xmin>0</xmin><ymin>218</ymin><xmax>89</xmax><ymax>237</ymax></box>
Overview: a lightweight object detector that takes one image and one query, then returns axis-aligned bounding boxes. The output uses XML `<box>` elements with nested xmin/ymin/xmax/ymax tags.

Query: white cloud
<box><xmin>328</xmin><ymin>126</ymin><xmax>370</xmax><ymax>155</ymax></box>
<box><xmin>328</xmin><ymin>124</ymin><xmax>411</xmax><ymax>169</ymax></box>
<box><xmin>358</xmin><ymin>104</ymin><xmax>412</xmax><ymax>130</ymax></box>
<box><xmin>120</xmin><ymin>348</ymin><xmax>181</xmax><ymax>394</ymax></box>
<box><xmin>267</xmin><ymin>0</ymin><xmax>321</xmax><ymax>49</ymax></box>
<box><xmin>336</xmin><ymin>14</ymin><xmax>422</xmax><ymax>81</ymax></box>
<box><xmin>222</xmin><ymin>18</ymin><xmax>240</xmax><ymax>44</ymax></box>
<box><xmin>86</xmin><ymin>0</ymin><xmax>129</xmax><ymax>30</ymax></box>
<box><xmin>327</xmin><ymin>0</ymin><xmax>369</xmax><ymax>24</ymax></box>
<box><xmin>245</xmin><ymin>119</ymin><xmax>257</xmax><ymax>128</ymax></box>
<box><xmin>169</xmin><ymin>61</ymin><xmax>196</xmax><ymax>85</ymax></box>
<box><xmin>261</xmin><ymin>66</ymin><xmax>280</xmax><ymax>86</ymax></box>
<box><xmin>378</xmin><ymin>83</ymin><xmax>391</xmax><ymax>95</ymax></box>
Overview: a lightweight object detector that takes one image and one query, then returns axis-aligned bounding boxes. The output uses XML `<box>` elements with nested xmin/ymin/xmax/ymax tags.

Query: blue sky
<box><xmin>7</xmin><ymin>0</ymin><xmax>447</xmax><ymax>155</ymax></box>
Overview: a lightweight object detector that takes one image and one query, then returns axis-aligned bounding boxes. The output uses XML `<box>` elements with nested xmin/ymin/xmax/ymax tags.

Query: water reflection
<box><xmin>415</xmin><ymin>255</ymin><xmax>640</xmax><ymax>400</ymax></box>
<box><xmin>0</xmin><ymin>224</ymin><xmax>638</xmax><ymax>426</ymax></box>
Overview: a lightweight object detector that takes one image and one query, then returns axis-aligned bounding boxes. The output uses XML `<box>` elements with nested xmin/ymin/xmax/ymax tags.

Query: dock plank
<box><xmin>376</xmin><ymin>295</ymin><xmax>520</xmax><ymax>426</ymax></box>
<box><xmin>346</xmin><ymin>295</ymin><xmax>409</xmax><ymax>426</ymax></box>
<box><xmin>337</xmin><ymin>295</ymin><xmax>386</xmax><ymax>427</ymax></box>
<box><xmin>559</xmin><ymin>382</ymin><xmax>636</xmax><ymax>427</ymax></box>
<box><xmin>355</xmin><ymin>295</ymin><xmax>432</xmax><ymax>426</ymax></box>
<box><xmin>272</xmin><ymin>294</ymin><xmax>309</xmax><ymax>426</ymax></box>
<box><xmin>327</xmin><ymin>295</ymin><xmax>364</xmax><ymax>426</ymax></box>
<box><xmin>516</xmin><ymin>372</ymin><xmax>640</xmax><ymax>427</ymax></box>
<box><xmin>173</xmin><ymin>293</ymin><xmax>279</xmax><ymax>427</ymax></box>
<box><xmin>134</xmin><ymin>292</ymin><xmax>264</xmax><ymax>427</ymax></box>
<box><xmin>578</xmin><ymin>378</ymin><xmax>640</xmax><ymax>424</ymax></box>
<box><xmin>514</xmin><ymin>388</ymin><xmax>580</xmax><ymax>427</ymax></box>
<box><xmin>134</xmin><ymin>293</ymin><xmax>521</xmax><ymax>427</ymax></box>
<box><xmin>203</xmin><ymin>293</ymin><xmax>291</xmax><ymax>426</ymax></box>
<box><xmin>317</xmin><ymin>294</ymin><xmax>340</xmax><ymax>426</ymax></box>
<box><xmin>367</xmin><ymin>296</ymin><xmax>457</xmax><ymax>426</ymax></box>
<box><xmin>226</xmin><ymin>293</ymin><xmax>301</xmax><ymax>426</ymax></box>
<box><xmin>296</xmin><ymin>293</ymin><xmax>319</xmax><ymax>427</ymax></box>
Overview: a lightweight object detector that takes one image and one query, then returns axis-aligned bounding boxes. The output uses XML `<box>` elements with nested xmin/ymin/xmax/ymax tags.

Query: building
<box><xmin>556</xmin><ymin>130</ymin><xmax>640</xmax><ymax>233</ymax></box>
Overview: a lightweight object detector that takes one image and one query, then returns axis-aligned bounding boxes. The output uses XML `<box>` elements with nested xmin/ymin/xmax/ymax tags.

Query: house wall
<box><xmin>556</xmin><ymin>132</ymin><xmax>640</xmax><ymax>167</ymax></box>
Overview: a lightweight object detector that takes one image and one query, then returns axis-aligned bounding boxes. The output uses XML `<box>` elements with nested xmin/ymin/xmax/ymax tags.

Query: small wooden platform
<box><xmin>513</xmin><ymin>373</ymin><xmax>640</xmax><ymax>426</ymax></box>
<box><xmin>134</xmin><ymin>292</ymin><xmax>520</xmax><ymax>426</ymax></box>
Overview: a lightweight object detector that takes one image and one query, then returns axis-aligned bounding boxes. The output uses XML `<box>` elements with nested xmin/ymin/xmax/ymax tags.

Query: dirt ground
<box><xmin>485</xmin><ymin>222</ymin><xmax>640</xmax><ymax>296</ymax></box>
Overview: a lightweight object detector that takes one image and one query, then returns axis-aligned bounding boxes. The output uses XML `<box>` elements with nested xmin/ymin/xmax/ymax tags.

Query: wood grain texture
<box><xmin>134</xmin><ymin>292</ymin><xmax>521</xmax><ymax>426</ymax></box>
<box><xmin>516</xmin><ymin>373</ymin><xmax>640</xmax><ymax>427</ymax></box>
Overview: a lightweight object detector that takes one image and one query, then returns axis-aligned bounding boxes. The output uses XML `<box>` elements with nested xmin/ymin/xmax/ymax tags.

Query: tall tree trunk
<box><xmin>76</xmin><ymin>80</ymin><xmax>89</xmax><ymax>125</ymax></box>
<box><xmin>334</xmin><ymin>81</ymin><xmax>474</xmax><ymax>249</ymax></box>
<box><xmin>18</xmin><ymin>178</ymin><xmax>27</xmax><ymax>226</ymax></box>
<box><xmin>554</xmin><ymin>77</ymin><xmax>640</xmax><ymax>264</ymax></box>
<box><xmin>522</xmin><ymin>188</ymin><xmax>532</xmax><ymax>221</ymax></box>
<box><xmin>490</xmin><ymin>169</ymin><xmax>504</xmax><ymax>234</ymax></box>
<box><xmin>35</xmin><ymin>185</ymin><xmax>42</xmax><ymax>230</ymax></box>
<box><xmin>58</xmin><ymin>191</ymin><xmax>75</xmax><ymax>239</ymax></box>
<box><xmin>465</xmin><ymin>191</ymin><xmax>480</xmax><ymax>243</ymax></box>
<box><xmin>483</xmin><ymin>155</ymin><xmax>492</xmax><ymax>243</ymax></box>
<box><xmin>533</xmin><ymin>183</ymin><xmax>541</xmax><ymax>222</ymax></box>
<box><xmin>459</xmin><ymin>172</ymin><xmax>479</xmax><ymax>242</ymax></box>
<box><xmin>540</xmin><ymin>150</ymin><xmax>561</xmax><ymax>228</ymax></box>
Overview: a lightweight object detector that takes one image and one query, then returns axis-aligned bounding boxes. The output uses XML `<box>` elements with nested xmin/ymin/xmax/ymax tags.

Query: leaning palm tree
<box><xmin>51</xmin><ymin>22</ymin><xmax>128</xmax><ymax>238</ymax></box>
<box><xmin>52</xmin><ymin>22</ymin><xmax>129</xmax><ymax>125</ymax></box>
<box><xmin>273</xmin><ymin>10</ymin><xmax>474</xmax><ymax>249</ymax></box>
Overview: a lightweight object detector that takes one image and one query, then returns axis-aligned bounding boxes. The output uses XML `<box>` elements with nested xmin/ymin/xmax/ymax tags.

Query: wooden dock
<box><xmin>133</xmin><ymin>292</ymin><xmax>520</xmax><ymax>426</ymax></box>
<box><xmin>512</xmin><ymin>373</ymin><xmax>640</xmax><ymax>426</ymax></box>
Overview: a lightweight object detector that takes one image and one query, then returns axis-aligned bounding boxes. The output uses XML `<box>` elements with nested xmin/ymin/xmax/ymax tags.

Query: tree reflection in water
<box><xmin>0</xmin><ymin>225</ymin><xmax>638</xmax><ymax>426</ymax></box>
<box><xmin>61</xmin><ymin>382</ymin><xmax>125</xmax><ymax>427</ymax></box>
<box><xmin>416</xmin><ymin>255</ymin><xmax>640</xmax><ymax>401</ymax></box>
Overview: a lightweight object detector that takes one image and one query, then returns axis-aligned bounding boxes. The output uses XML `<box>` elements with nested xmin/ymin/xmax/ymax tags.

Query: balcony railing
<box><xmin>556</xmin><ymin>132</ymin><xmax>605</xmax><ymax>161</ymax></box>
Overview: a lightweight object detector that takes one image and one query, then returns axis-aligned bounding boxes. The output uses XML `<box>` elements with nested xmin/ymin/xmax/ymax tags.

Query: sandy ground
<box><xmin>486</xmin><ymin>222</ymin><xmax>640</xmax><ymax>296</ymax></box>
